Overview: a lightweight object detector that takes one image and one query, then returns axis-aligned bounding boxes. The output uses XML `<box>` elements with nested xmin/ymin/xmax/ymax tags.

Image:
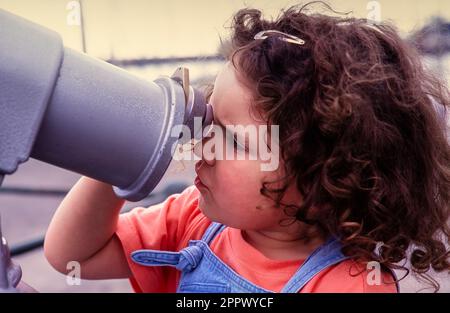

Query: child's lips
<box><xmin>194</xmin><ymin>161</ymin><xmax>209</xmax><ymax>190</ymax></box>
<box><xmin>194</xmin><ymin>161</ymin><xmax>208</xmax><ymax>189</ymax></box>
<box><xmin>194</xmin><ymin>175</ymin><xmax>209</xmax><ymax>190</ymax></box>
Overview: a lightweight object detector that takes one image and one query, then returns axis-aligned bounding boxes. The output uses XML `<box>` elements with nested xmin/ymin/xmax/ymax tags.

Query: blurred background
<box><xmin>0</xmin><ymin>0</ymin><xmax>449</xmax><ymax>292</ymax></box>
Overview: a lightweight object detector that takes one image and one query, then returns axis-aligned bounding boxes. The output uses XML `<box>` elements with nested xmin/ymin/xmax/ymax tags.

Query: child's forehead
<box><xmin>211</xmin><ymin>65</ymin><xmax>246</xmax><ymax>112</ymax></box>
<box><xmin>211</xmin><ymin>63</ymin><xmax>264</xmax><ymax>126</ymax></box>
<box><xmin>210</xmin><ymin>64</ymin><xmax>251</xmax><ymax>122</ymax></box>
<box><xmin>213</xmin><ymin>62</ymin><xmax>242</xmax><ymax>94</ymax></box>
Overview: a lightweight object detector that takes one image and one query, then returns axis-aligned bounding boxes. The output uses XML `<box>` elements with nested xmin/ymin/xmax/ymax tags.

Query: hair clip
<box><xmin>254</xmin><ymin>30</ymin><xmax>305</xmax><ymax>45</ymax></box>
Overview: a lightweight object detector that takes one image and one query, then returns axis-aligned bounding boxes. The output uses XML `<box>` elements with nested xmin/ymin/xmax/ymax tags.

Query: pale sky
<box><xmin>1</xmin><ymin>0</ymin><xmax>450</xmax><ymax>59</ymax></box>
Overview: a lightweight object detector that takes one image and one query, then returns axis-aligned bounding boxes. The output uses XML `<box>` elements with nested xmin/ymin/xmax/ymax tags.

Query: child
<box><xmin>44</xmin><ymin>3</ymin><xmax>450</xmax><ymax>292</ymax></box>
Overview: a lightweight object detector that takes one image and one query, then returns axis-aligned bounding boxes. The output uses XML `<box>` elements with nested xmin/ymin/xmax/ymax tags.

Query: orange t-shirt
<box><xmin>115</xmin><ymin>185</ymin><xmax>397</xmax><ymax>293</ymax></box>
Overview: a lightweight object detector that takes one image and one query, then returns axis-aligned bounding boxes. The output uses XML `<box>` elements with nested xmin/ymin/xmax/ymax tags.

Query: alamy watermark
<box><xmin>66</xmin><ymin>261</ymin><xmax>81</xmax><ymax>286</ymax></box>
<box><xmin>170</xmin><ymin>117</ymin><xmax>280</xmax><ymax>172</ymax></box>
<box><xmin>66</xmin><ymin>1</ymin><xmax>81</xmax><ymax>26</ymax></box>
<box><xmin>63</xmin><ymin>260</ymin><xmax>384</xmax><ymax>287</ymax></box>
<box><xmin>367</xmin><ymin>1</ymin><xmax>382</xmax><ymax>24</ymax></box>
<box><xmin>366</xmin><ymin>261</ymin><xmax>382</xmax><ymax>286</ymax></box>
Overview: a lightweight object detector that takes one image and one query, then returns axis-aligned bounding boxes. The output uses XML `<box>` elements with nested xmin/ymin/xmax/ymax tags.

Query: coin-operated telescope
<box><xmin>0</xmin><ymin>9</ymin><xmax>213</xmax><ymax>292</ymax></box>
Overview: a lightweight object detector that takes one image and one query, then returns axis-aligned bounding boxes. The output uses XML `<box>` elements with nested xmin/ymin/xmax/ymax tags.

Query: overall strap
<box><xmin>130</xmin><ymin>222</ymin><xmax>226</xmax><ymax>272</ymax></box>
<box><xmin>201</xmin><ymin>222</ymin><xmax>226</xmax><ymax>245</ymax></box>
<box><xmin>131</xmin><ymin>245</ymin><xmax>204</xmax><ymax>272</ymax></box>
<box><xmin>281</xmin><ymin>237</ymin><xmax>350</xmax><ymax>293</ymax></box>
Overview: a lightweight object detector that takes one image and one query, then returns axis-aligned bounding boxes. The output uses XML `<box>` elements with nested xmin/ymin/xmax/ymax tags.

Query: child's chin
<box><xmin>197</xmin><ymin>197</ymin><xmax>209</xmax><ymax>215</ymax></box>
<box><xmin>198</xmin><ymin>201</ymin><xmax>222</xmax><ymax>223</ymax></box>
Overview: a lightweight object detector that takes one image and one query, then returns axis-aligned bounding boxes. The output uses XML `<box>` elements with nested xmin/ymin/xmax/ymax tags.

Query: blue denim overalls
<box><xmin>130</xmin><ymin>222</ymin><xmax>397</xmax><ymax>293</ymax></box>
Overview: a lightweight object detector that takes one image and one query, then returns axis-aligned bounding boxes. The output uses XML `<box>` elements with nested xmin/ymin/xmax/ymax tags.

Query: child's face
<box><xmin>194</xmin><ymin>62</ymin><xmax>302</xmax><ymax>231</ymax></box>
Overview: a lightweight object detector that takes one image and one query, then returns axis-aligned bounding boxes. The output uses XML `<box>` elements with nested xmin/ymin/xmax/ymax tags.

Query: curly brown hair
<box><xmin>224</xmin><ymin>2</ymin><xmax>450</xmax><ymax>291</ymax></box>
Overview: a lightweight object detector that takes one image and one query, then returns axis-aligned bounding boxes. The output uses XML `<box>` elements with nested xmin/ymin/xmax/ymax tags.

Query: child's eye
<box><xmin>232</xmin><ymin>137</ymin><xmax>240</xmax><ymax>150</ymax></box>
<box><xmin>212</xmin><ymin>119</ymin><xmax>248</xmax><ymax>153</ymax></box>
<box><xmin>231</xmin><ymin>135</ymin><xmax>247</xmax><ymax>152</ymax></box>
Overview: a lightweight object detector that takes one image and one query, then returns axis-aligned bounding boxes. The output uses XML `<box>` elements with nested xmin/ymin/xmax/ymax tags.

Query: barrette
<box><xmin>254</xmin><ymin>30</ymin><xmax>305</xmax><ymax>45</ymax></box>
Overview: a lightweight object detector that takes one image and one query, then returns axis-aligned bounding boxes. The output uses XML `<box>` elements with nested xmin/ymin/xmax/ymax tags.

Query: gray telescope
<box><xmin>0</xmin><ymin>9</ymin><xmax>213</xmax><ymax>202</ymax></box>
<box><xmin>0</xmin><ymin>9</ymin><xmax>213</xmax><ymax>292</ymax></box>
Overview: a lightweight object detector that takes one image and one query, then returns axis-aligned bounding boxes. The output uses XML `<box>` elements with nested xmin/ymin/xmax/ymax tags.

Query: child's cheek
<box><xmin>227</xmin><ymin>166</ymin><xmax>261</xmax><ymax>188</ymax></box>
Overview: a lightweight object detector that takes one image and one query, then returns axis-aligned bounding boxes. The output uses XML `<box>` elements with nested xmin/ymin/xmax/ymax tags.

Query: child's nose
<box><xmin>193</xmin><ymin>137</ymin><xmax>216</xmax><ymax>166</ymax></box>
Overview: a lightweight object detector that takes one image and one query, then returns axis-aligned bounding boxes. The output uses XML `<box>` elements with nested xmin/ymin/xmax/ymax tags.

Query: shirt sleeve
<box><xmin>115</xmin><ymin>185</ymin><xmax>207</xmax><ymax>292</ymax></box>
